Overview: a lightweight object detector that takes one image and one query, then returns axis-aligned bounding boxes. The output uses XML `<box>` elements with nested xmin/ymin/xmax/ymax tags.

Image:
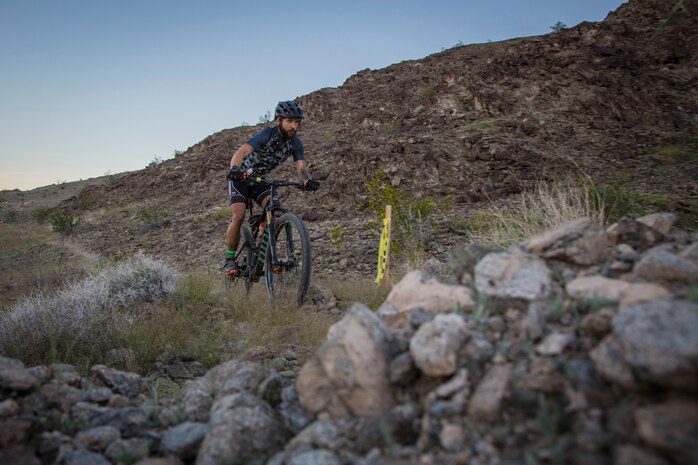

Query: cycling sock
<box><xmin>226</xmin><ymin>250</ymin><xmax>235</xmax><ymax>258</ymax></box>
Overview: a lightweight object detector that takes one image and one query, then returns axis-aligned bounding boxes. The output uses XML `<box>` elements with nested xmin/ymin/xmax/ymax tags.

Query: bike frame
<box><xmin>244</xmin><ymin>179</ymin><xmax>305</xmax><ymax>280</ymax></box>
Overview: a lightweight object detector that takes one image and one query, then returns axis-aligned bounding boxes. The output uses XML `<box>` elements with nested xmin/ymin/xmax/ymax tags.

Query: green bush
<box><xmin>4</xmin><ymin>211</ymin><xmax>18</xmax><ymax>223</ymax></box>
<box><xmin>138</xmin><ymin>206</ymin><xmax>168</xmax><ymax>228</ymax></box>
<box><xmin>365</xmin><ymin>169</ymin><xmax>451</xmax><ymax>269</ymax></box>
<box><xmin>51</xmin><ymin>209</ymin><xmax>81</xmax><ymax>235</ymax></box>
<box><xmin>329</xmin><ymin>225</ymin><xmax>348</xmax><ymax>251</ymax></box>
<box><xmin>34</xmin><ymin>206</ymin><xmax>53</xmax><ymax>223</ymax></box>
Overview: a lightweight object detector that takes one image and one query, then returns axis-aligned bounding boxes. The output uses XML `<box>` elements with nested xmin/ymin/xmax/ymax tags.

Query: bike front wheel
<box><xmin>226</xmin><ymin>226</ymin><xmax>254</xmax><ymax>294</ymax></box>
<box><xmin>265</xmin><ymin>212</ymin><xmax>311</xmax><ymax>308</ymax></box>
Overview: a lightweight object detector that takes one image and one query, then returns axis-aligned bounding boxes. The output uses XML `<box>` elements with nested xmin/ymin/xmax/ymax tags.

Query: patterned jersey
<box><xmin>240</xmin><ymin>126</ymin><xmax>304</xmax><ymax>175</ymax></box>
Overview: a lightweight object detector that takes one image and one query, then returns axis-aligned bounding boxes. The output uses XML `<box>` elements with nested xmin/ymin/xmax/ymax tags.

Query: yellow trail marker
<box><xmin>375</xmin><ymin>205</ymin><xmax>392</xmax><ymax>285</ymax></box>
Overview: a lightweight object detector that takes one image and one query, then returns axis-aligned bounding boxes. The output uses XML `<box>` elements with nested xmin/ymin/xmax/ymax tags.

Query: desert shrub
<box><xmin>550</xmin><ymin>21</ymin><xmax>567</xmax><ymax>33</ymax></box>
<box><xmin>138</xmin><ymin>205</ymin><xmax>168</xmax><ymax>229</ymax></box>
<box><xmin>328</xmin><ymin>225</ymin><xmax>348</xmax><ymax>251</ymax></box>
<box><xmin>0</xmin><ymin>253</ymin><xmax>178</xmax><ymax>367</ymax></box>
<box><xmin>4</xmin><ymin>210</ymin><xmax>18</xmax><ymax>223</ymax></box>
<box><xmin>365</xmin><ymin>169</ymin><xmax>451</xmax><ymax>269</ymax></box>
<box><xmin>34</xmin><ymin>206</ymin><xmax>53</xmax><ymax>223</ymax></box>
<box><xmin>51</xmin><ymin>209</ymin><xmax>81</xmax><ymax>235</ymax></box>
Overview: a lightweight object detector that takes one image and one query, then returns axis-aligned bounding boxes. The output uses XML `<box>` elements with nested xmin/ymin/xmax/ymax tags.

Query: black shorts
<box><xmin>228</xmin><ymin>180</ymin><xmax>271</xmax><ymax>206</ymax></box>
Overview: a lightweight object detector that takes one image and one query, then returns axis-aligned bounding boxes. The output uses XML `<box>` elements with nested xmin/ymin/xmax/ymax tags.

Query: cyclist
<box><xmin>224</xmin><ymin>100</ymin><xmax>319</xmax><ymax>276</ymax></box>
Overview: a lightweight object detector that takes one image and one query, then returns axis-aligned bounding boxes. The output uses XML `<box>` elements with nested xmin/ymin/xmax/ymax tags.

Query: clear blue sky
<box><xmin>0</xmin><ymin>0</ymin><xmax>625</xmax><ymax>190</ymax></box>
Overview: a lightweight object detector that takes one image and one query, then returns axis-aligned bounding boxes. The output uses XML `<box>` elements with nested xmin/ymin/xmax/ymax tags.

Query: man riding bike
<box><xmin>224</xmin><ymin>100</ymin><xmax>319</xmax><ymax>276</ymax></box>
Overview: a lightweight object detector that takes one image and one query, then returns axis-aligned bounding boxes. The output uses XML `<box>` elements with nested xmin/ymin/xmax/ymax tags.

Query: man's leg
<box><xmin>226</xmin><ymin>202</ymin><xmax>247</xmax><ymax>253</ymax></box>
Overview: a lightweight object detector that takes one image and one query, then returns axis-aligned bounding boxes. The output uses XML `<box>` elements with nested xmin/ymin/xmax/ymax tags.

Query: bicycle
<box><xmin>225</xmin><ymin>177</ymin><xmax>313</xmax><ymax>308</ymax></box>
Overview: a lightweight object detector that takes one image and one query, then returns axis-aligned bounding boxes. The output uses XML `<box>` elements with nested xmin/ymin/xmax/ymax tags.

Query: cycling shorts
<box><xmin>228</xmin><ymin>180</ymin><xmax>271</xmax><ymax>206</ymax></box>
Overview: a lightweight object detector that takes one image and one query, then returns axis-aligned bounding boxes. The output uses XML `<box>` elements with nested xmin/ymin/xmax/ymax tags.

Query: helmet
<box><xmin>275</xmin><ymin>101</ymin><xmax>304</xmax><ymax>119</ymax></box>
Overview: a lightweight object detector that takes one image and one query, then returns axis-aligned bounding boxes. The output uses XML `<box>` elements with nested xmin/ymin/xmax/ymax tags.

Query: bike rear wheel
<box><xmin>265</xmin><ymin>212</ymin><xmax>311</xmax><ymax>307</ymax></box>
<box><xmin>225</xmin><ymin>226</ymin><xmax>254</xmax><ymax>294</ymax></box>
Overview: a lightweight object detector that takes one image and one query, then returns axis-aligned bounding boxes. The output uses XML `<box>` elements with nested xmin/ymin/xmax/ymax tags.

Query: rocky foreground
<box><xmin>1</xmin><ymin>213</ymin><xmax>697</xmax><ymax>465</ymax></box>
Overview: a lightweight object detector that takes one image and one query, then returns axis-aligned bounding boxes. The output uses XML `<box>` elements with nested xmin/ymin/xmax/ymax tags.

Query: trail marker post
<box><xmin>375</xmin><ymin>205</ymin><xmax>392</xmax><ymax>287</ymax></box>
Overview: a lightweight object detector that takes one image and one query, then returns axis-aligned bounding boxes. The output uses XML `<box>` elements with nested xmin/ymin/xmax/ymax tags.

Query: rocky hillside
<box><xmin>54</xmin><ymin>0</ymin><xmax>697</xmax><ymax>276</ymax></box>
<box><xmin>2</xmin><ymin>212</ymin><xmax>696</xmax><ymax>464</ymax></box>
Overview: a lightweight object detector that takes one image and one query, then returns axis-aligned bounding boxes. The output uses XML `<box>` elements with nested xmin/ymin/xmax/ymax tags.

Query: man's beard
<box><xmin>279</xmin><ymin>126</ymin><xmax>296</xmax><ymax>138</ymax></box>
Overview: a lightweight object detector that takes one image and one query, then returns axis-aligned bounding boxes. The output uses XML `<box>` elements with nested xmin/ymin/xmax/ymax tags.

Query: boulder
<box><xmin>410</xmin><ymin>314</ymin><xmax>469</xmax><ymax>377</ymax></box>
<box><xmin>636</xmin><ymin>212</ymin><xmax>676</xmax><ymax>235</ymax></box>
<box><xmin>297</xmin><ymin>304</ymin><xmax>398</xmax><ymax>417</ymax></box>
<box><xmin>635</xmin><ymin>401</ymin><xmax>698</xmax><ymax>464</ymax></box>
<box><xmin>475</xmin><ymin>250</ymin><xmax>554</xmax><ymax>302</ymax></box>
<box><xmin>614</xmin><ymin>445</ymin><xmax>670</xmax><ymax>465</ymax></box>
<box><xmin>104</xmin><ymin>438</ymin><xmax>150</xmax><ymax>464</ymax></box>
<box><xmin>74</xmin><ymin>426</ymin><xmax>120</xmax><ymax>452</ymax></box>
<box><xmin>65</xmin><ymin>449</ymin><xmax>111</xmax><ymax>465</ymax></box>
<box><xmin>536</xmin><ymin>332</ymin><xmax>574</xmax><ymax>356</ymax></box>
<box><xmin>633</xmin><ymin>248</ymin><xmax>698</xmax><ymax>283</ymax></box>
<box><xmin>467</xmin><ymin>364</ymin><xmax>511</xmax><ymax>423</ymax></box>
<box><xmin>590</xmin><ymin>336</ymin><xmax>636</xmax><ymax>388</ymax></box>
<box><xmin>613</xmin><ymin>299</ymin><xmax>698</xmax><ymax>390</ymax></box>
<box><xmin>161</xmin><ymin>422</ymin><xmax>209</xmax><ymax>460</ymax></box>
<box><xmin>379</xmin><ymin>271</ymin><xmax>474</xmax><ymax>325</ymax></box>
<box><xmin>566</xmin><ymin>276</ymin><xmax>671</xmax><ymax>307</ymax></box>
<box><xmin>89</xmin><ymin>365</ymin><xmax>142</xmax><ymax>398</ymax></box>
<box><xmin>523</xmin><ymin>217</ymin><xmax>608</xmax><ymax>265</ymax></box>
<box><xmin>0</xmin><ymin>356</ymin><xmax>39</xmax><ymax>392</ymax></box>
<box><xmin>607</xmin><ymin>219</ymin><xmax>665</xmax><ymax>250</ymax></box>
<box><xmin>196</xmin><ymin>392</ymin><xmax>288</xmax><ymax>465</ymax></box>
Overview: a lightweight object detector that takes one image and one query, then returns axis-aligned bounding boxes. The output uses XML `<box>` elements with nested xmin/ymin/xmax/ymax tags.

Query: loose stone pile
<box><xmin>1</xmin><ymin>213</ymin><xmax>696</xmax><ymax>465</ymax></box>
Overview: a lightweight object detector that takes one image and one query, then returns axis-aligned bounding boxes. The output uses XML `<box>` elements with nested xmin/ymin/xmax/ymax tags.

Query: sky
<box><xmin>0</xmin><ymin>0</ymin><xmax>625</xmax><ymax>191</ymax></box>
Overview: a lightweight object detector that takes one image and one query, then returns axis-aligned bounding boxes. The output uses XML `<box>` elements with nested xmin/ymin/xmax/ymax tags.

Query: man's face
<box><xmin>279</xmin><ymin>118</ymin><xmax>301</xmax><ymax>137</ymax></box>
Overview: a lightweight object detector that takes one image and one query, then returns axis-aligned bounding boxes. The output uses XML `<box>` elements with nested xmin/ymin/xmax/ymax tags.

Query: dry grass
<box><xmin>323</xmin><ymin>278</ymin><xmax>391</xmax><ymax>311</ymax></box>
<box><xmin>0</xmin><ymin>223</ymin><xmax>90</xmax><ymax>310</ymax></box>
<box><xmin>463</xmin><ymin>177</ymin><xmax>612</xmax><ymax>249</ymax></box>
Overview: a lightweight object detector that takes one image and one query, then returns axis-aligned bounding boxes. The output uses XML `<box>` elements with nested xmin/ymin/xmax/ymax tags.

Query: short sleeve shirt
<box><xmin>240</xmin><ymin>126</ymin><xmax>304</xmax><ymax>175</ymax></box>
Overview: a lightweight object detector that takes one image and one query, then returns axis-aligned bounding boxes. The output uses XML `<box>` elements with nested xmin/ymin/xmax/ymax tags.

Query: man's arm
<box><xmin>230</xmin><ymin>144</ymin><xmax>253</xmax><ymax>167</ymax></box>
<box><xmin>295</xmin><ymin>159</ymin><xmax>311</xmax><ymax>181</ymax></box>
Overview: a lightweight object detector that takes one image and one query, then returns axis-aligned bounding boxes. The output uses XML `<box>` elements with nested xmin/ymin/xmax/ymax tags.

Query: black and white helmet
<box><xmin>275</xmin><ymin>100</ymin><xmax>304</xmax><ymax>119</ymax></box>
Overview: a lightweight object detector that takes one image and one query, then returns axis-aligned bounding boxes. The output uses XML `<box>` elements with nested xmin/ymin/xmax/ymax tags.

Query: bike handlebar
<box><xmin>245</xmin><ymin>177</ymin><xmax>306</xmax><ymax>189</ymax></box>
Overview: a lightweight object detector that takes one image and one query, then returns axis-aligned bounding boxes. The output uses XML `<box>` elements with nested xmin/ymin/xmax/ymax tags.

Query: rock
<box><xmin>104</xmin><ymin>438</ymin><xmax>151</xmax><ymax>464</ymax></box>
<box><xmin>90</xmin><ymin>365</ymin><xmax>142</xmax><ymax>398</ymax></box>
<box><xmin>636</xmin><ymin>212</ymin><xmax>676</xmax><ymax>235</ymax></box>
<box><xmin>566</xmin><ymin>276</ymin><xmax>671</xmax><ymax>306</ymax></box>
<box><xmin>0</xmin><ymin>446</ymin><xmax>41</xmax><ymax>465</ymax></box>
<box><xmin>590</xmin><ymin>336</ymin><xmax>636</xmax><ymax>388</ymax></box>
<box><xmin>0</xmin><ymin>399</ymin><xmax>19</xmax><ymax>418</ymax></box>
<box><xmin>0</xmin><ymin>418</ymin><xmax>31</xmax><ymax>448</ymax></box>
<box><xmin>87</xmin><ymin>386</ymin><xmax>114</xmax><ymax>404</ymax></box>
<box><xmin>579</xmin><ymin>307</ymin><xmax>616</xmax><ymax>336</ymax></box>
<box><xmin>40</xmin><ymin>382</ymin><xmax>88</xmax><ymax>409</ymax></box>
<box><xmin>680</xmin><ymin>242</ymin><xmax>698</xmax><ymax>263</ymax></box>
<box><xmin>161</xmin><ymin>422</ymin><xmax>209</xmax><ymax>460</ymax></box>
<box><xmin>297</xmin><ymin>304</ymin><xmax>398</xmax><ymax>417</ymax></box>
<box><xmin>448</xmin><ymin>243</ymin><xmax>493</xmax><ymax>284</ymax></box>
<box><xmin>196</xmin><ymin>392</ymin><xmax>289</xmax><ymax>465</ymax></box>
<box><xmin>439</xmin><ymin>421</ymin><xmax>466</xmax><ymax>451</ymax></box>
<box><xmin>287</xmin><ymin>449</ymin><xmax>342</xmax><ymax>465</ymax></box>
<box><xmin>467</xmin><ymin>364</ymin><xmax>511</xmax><ymax>423</ymax></box>
<box><xmin>257</xmin><ymin>371</ymin><xmax>289</xmax><ymax>408</ymax></box>
<box><xmin>286</xmin><ymin>420</ymin><xmax>339</xmax><ymax>451</ymax></box>
<box><xmin>633</xmin><ymin>248</ymin><xmax>698</xmax><ymax>283</ymax></box>
<box><xmin>107</xmin><ymin>394</ymin><xmax>130</xmax><ymax>408</ymax></box>
<box><xmin>536</xmin><ymin>332</ymin><xmax>574</xmax><ymax>356</ymax></box>
<box><xmin>181</xmin><ymin>385</ymin><xmax>212</xmax><ymax>423</ymax></box>
<box><xmin>204</xmin><ymin>358</ymin><xmax>267</xmax><ymax>398</ymax></box>
<box><xmin>279</xmin><ymin>385</ymin><xmax>313</xmax><ymax>434</ymax></box>
<box><xmin>614</xmin><ymin>444</ymin><xmax>670</xmax><ymax>465</ymax></box>
<box><xmin>0</xmin><ymin>356</ymin><xmax>39</xmax><ymax>391</ymax></box>
<box><xmin>523</xmin><ymin>217</ymin><xmax>608</xmax><ymax>265</ymax></box>
<box><xmin>607</xmin><ymin>219</ymin><xmax>665</xmax><ymax>250</ymax></box>
<box><xmin>65</xmin><ymin>449</ymin><xmax>111</xmax><ymax>465</ymax></box>
<box><xmin>635</xmin><ymin>401</ymin><xmax>698</xmax><ymax>464</ymax></box>
<box><xmin>410</xmin><ymin>314</ymin><xmax>469</xmax><ymax>377</ymax></box>
<box><xmin>37</xmin><ymin>431</ymin><xmax>72</xmax><ymax>464</ymax></box>
<box><xmin>409</xmin><ymin>307</ymin><xmax>435</xmax><ymax>328</ymax></box>
<box><xmin>474</xmin><ymin>250</ymin><xmax>554</xmax><ymax>302</ymax></box>
<box><xmin>88</xmin><ymin>407</ymin><xmax>148</xmax><ymax>438</ymax></box>
<box><xmin>27</xmin><ymin>365</ymin><xmax>51</xmax><ymax>384</ymax></box>
<box><xmin>134</xmin><ymin>459</ymin><xmax>184</xmax><ymax>465</ymax></box>
<box><xmin>613</xmin><ymin>300</ymin><xmax>698</xmax><ymax>390</ymax></box>
<box><xmin>51</xmin><ymin>363</ymin><xmax>82</xmax><ymax>387</ymax></box>
<box><xmin>389</xmin><ymin>352</ymin><xmax>418</xmax><ymax>385</ymax></box>
<box><xmin>521</xmin><ymin>302</ymin><xmax>545</xmax><ymax>341</ymax></box>
<box><xmin>74</xmin><ymin>426</ymin><xmax>121</xmax><ymax>451</ymax></box>
<box><xmin>380</xmin><ymin>270</ymin><xmax>475</xmax><ymax>319</ymax></box>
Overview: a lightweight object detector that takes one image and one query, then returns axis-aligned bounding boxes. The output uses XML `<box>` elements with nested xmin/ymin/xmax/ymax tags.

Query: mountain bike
<box><xmin>226</xmin><ymin>178</ymin><xmax>313</xmax><ymax>307</ymax></box>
